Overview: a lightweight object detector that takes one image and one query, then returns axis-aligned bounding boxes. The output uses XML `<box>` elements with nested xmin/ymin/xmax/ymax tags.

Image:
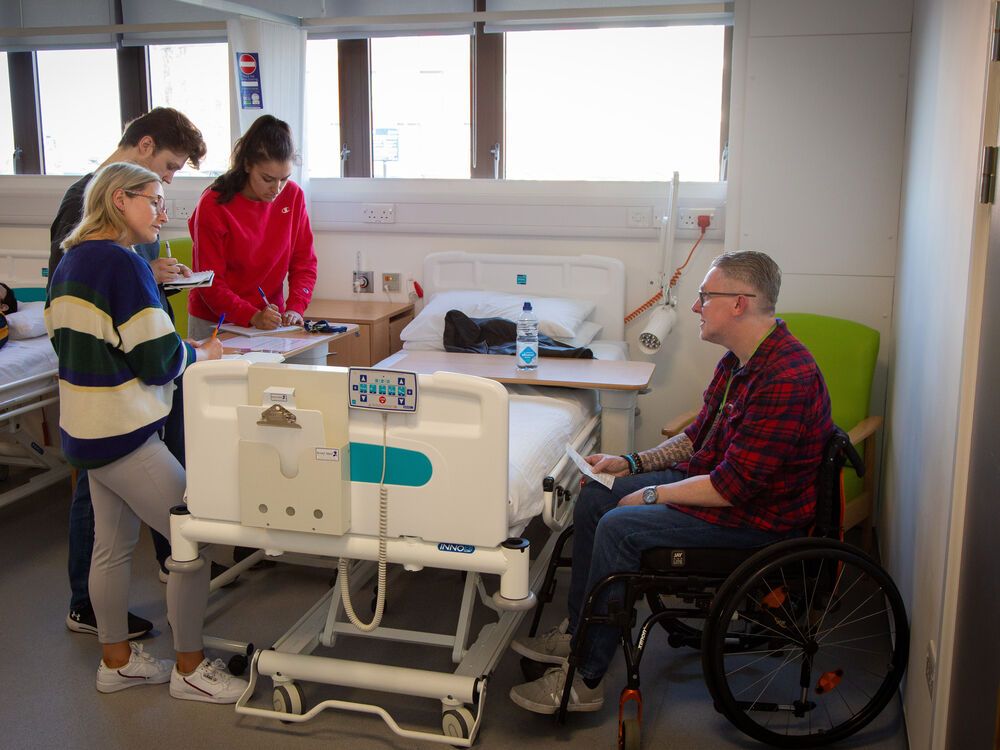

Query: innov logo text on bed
<box><xmin>438</xmin><ymin>542</ymin><xmax>475</xmax><ymax>554</ymax></box>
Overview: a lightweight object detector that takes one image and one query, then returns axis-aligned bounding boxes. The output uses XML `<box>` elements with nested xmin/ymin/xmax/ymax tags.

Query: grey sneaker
<box><xmin>170</xmin><ymin>658</ymin><xmax>249</xmax><ymax>704</ymax></box>
<box><xmin>511</xmin><ymin>622</ymin><xmax>572</xmax><ymax>664</ymax></box>
<box><xmin>509</xmin><ymin>666</ymin><xmax>604</xmax><ymax>714</ymax></box>
<box><xmin>95</xmin><ymin>642</ymin><xmax>173</xmax><ymax>693</ymax></box>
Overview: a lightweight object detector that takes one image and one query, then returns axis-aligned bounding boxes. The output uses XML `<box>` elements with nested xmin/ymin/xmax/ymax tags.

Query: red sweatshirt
<box><xmin>188</xmin><ymin>181</ymin><xmax>317</xmax><ymax>327</ymax></box>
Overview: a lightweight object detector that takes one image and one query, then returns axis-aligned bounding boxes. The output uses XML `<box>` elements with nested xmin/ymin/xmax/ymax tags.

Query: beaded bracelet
<box><xmin>621</xmin><ymin>453</ymin><xmax>638</xmax><ymax>474</ymax></box>
<box><xmin>632</xmin><ymin>451</ymin><xmax>645</xmax><ymax>474</ymax></box>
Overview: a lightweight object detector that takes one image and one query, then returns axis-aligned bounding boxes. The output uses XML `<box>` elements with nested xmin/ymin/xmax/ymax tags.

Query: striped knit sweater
<box><xmin>44</xmin><ymin>239</ymin><xmax>195</xmax><ymax>469</ymax></box>
<box><xmin>0</xmin><ymin>312</ymin><xmax>7</xmax><ymax>349</ymax></box>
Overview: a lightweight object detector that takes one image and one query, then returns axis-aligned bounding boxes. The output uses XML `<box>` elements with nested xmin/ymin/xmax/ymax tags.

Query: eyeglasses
<box><xmin>304</xmin><ymin>319</ymin><xmax>348</xmax><ymax>334</ymax></box>
<box><xmin>124</xmin><ymin>190</ymin><xmax>167</xmax><ymax>214</ymax></box>
<box><xmin>697</xmin><ymin>290</ymin><xmax>758</xmax><ymax>306</ymax></box>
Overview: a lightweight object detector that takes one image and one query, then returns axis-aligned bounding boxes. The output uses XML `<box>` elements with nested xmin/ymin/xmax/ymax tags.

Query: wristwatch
<box><xmin>642</xmin><ymin>486</ymin><xmax>658</xmax><ymax>505</ymax></box>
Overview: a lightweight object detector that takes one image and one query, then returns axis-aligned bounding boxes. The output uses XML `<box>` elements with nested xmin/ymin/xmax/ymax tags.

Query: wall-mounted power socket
<box><xmin>173</xmin><ymin>200</ymin><xmax>197</xmax><ymax>221</ymax></box>
<box><xmin>382</xmin><ymin>272</ymin><xmax>401</xmax><ymax>292</ymax></box>
<box><xmin>678</xmin><ymin>208</ymin><xmax>715</xmax><ymax>230</ymax></box>
<box><xmin>353</xmin><ymin>271</ymin><xmax>373</xmax><ymax>293</ymax></box>
<box><xmin>362</xmin><ymin>203</ymin><xmax>395</xmax><ymax>223</ymax></box>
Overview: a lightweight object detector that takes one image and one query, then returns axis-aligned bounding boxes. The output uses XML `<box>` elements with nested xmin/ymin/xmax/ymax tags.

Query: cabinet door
<box><xmin>326</xmin><ymin>329</ymin><xmax>359</xmax><ymax>367</ymax></box>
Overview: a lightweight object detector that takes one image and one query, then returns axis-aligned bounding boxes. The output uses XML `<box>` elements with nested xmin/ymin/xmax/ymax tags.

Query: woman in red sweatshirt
<box><xmin>187</xmin><ymin>115</ymin><xmax>317</xmax><ymax>338</ymax></box>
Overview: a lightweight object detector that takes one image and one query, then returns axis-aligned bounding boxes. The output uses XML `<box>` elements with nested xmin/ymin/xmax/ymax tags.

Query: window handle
<box><xmin>340</xmin><ymin>144</ymin><xmax>351</xmax><ymax>178</ymax></box>
<box><xmin>490</xmin><ymin>142</ymin><xmax>500</xmax><ymax>180</ymax></box>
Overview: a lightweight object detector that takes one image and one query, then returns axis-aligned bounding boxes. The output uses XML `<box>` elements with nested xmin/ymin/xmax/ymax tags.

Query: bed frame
<box><xmin>0</xmin><ymin>253</ymin><xmax>69</xmax><ymax>510</ymax></box>
<box><xmin>176</xmin><ymin>252</ymin><xmax>629</xmax><ymax>745</ymax></box>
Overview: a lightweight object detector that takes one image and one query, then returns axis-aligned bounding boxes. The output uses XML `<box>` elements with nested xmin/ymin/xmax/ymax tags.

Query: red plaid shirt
<box><xmin>674</xmin><ymin>320</ymin><xmax>833</xmax><ymax>533</ymax></box>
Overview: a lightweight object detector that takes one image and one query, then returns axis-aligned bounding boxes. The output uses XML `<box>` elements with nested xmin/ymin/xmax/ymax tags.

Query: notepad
<box><xmin>221</xmin><ymin>323</ymin><xmax>302</xmax><ymax>336</ymax></box>
<box><xmin>162</xmin><ymin>270</ymin><xmax>214</xmax><ymax>290</ymax></box>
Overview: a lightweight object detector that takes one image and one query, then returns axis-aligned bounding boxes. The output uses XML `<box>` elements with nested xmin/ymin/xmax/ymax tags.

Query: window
<box><xmin>148</xmin><ymin>44</ymin><xmax>231</xmax><ymax>176</ymax></box>
<box><xmin>0</xmin><ymin>53</ymin><xmax>13</xmax><ymax>174</ymax></box>
<box><xmin>305</xmin><ymin>40</ymin><xmax>341</xmax><ymax>178</ymax></box>
<box><xmin>505</xmin><ymin>26</ymin><xmax>725</xmax><ymax>181</ymax></box>
<box><xmin>369</xmin><ymin>35</ymin><xmax>471</xmax><ymax>178</ymax></box>
<box><xmin>36</xmin><ymin>49</ymin><xmax>121</xmax><ymax>175</ymax></box>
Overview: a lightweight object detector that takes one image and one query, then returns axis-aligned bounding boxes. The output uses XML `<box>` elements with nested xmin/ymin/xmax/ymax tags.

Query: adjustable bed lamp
<box><xmin>637</xmin><ymin>171</ymin><xmax>681</xmax><ymax>355</ymax></box>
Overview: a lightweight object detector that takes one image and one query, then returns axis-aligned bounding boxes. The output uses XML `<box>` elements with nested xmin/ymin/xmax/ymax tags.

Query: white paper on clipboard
<box><xmin>565</xmin><ymin>443</ymin><xmax>616</xmax><ymax>489</ymax></box>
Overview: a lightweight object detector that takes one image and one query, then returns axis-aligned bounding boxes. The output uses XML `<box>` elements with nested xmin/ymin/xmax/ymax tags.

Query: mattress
<box><xmin>0</xmin><ymin>336</ymin><xmax>58</xmax><ymax>409</ymax></box>
<box><xmin>501</xmin><ymin>340</ymin><xmax>628</xmax><ymax>534</ymax></box>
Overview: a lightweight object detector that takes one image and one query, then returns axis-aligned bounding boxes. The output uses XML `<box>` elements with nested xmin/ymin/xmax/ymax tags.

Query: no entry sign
<box><xmin>236</xmin><ymin>51</ymin><xmax>263</xmax><ymax>110</ymax></box>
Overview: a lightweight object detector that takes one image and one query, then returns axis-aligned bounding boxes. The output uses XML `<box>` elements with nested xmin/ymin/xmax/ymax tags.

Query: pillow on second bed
<box><xmin>400</xmin><ymin>290</ymin><xmax>596</xmax><ymax>346</ymax></box>
<box><xmin>5</xmin><ymin>301</ymin><xmax>47</xmax><ymax>340</ymax></box>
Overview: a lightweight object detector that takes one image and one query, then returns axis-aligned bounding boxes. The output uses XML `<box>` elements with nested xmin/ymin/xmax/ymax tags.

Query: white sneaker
<box><xmin>96</xmin><ymin>642</ymin><xmax>173</xmax><ymax>694</ymax></box>
<box><xmin>511</xmin><ymin>621</ymin><xmax>573</xmax><ymax>665</ymax></box>
<box><xmin>509</xmin><ymin>666</ymin><xmax>604</xmax><ymax>715</ymax></box>
<box><xmin>170</xmin><ymin>658</ymin><xmax>249</xmax><ymax>704</ymax></box>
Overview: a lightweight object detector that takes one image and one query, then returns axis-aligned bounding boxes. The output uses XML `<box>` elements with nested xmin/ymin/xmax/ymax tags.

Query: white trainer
<box><xmin>511</xmin><ymin>621</ymin><xmax>573</xmax><ymax>665</ymax></box>
<box><xmin>95</xmin><ymin>642</ymin><xmax>173</xmax><ymax>694</ymax></box>
<box><xmin>170</xmin><ymin>658</ymin><xmax>249</xmax><ymax>704</ymax></box>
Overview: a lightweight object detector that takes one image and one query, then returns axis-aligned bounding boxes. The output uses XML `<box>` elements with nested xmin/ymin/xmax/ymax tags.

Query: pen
<box><xmin>210</xmin><ymin>313</ymin><xmax>225</xmax><ymax>341</ymax></box>
<box><xmin>257</xmin><ymin>286</ymin><xmax>271</xmax><ymax>308</ymax></box>
<box><xmin>165</xmin><ymin>241</ymin><xmax>172</xmax><ymax>259</ymax></box>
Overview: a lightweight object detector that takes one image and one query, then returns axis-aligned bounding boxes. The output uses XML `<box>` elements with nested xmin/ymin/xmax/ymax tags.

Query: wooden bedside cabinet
<box><xmin>303</xmin><ymin>299</ymin><xmax>415</xmax><ymax>367</ymax></box>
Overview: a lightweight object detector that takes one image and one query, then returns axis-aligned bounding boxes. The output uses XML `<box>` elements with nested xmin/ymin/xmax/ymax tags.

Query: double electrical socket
<box><xmin>362</xmin><ymin>203</ymin><xmax>395</xmax><ymax>224</ymax></box>
<box><xmin>678</xmin><ymin>208</ymin><xmax>715</xmax><ymax>230</ymax></box>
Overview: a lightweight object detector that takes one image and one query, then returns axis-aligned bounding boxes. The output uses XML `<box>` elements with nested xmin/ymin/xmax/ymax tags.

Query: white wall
<box><xmin>887</xmin><ymin>0</ymin><xmax>992</xmax><ymax>747</ymax></box>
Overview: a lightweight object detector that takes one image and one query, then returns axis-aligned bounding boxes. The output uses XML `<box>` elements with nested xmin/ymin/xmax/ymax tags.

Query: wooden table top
<box><xmin>378</xmin><ymin>350</ymin><xmax>654</xmax><ymax>391</ymax></box>
<box><xmin>303</xmin><ymin>299</ymin><xmax>414</xmax><ymax>324</ymax></box>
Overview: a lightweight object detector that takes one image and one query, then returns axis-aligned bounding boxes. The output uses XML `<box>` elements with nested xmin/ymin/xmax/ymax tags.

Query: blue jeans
<box><xmin>67</xmin><ymin>379</ymin><xmax>184</xmax><ymax>609</ymax></box>
<box><xmin>568</xmin><ymin>472</ymin><xmax>795</xmax><ymax>682</ymax></box>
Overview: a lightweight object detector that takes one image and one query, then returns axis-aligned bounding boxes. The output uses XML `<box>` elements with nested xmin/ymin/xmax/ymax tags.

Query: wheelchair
<box><xmin>526</xmin><ymin>427</ymin><xmax>909</xmax><ymax>749</ymax></box>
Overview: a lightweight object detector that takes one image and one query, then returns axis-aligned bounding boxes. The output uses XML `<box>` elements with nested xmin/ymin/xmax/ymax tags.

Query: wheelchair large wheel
<box><xmin>702</xmin><ymin>538</ymin><xmax>908</xmax><ymax>748</ymax></box>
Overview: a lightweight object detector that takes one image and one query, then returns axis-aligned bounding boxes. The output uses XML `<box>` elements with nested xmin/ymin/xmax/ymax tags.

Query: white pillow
<box><xmin>553</xmin><ymin>320</ymin><xmax>603</xmax><ymax>348</ymax></box>
<box><xmin>5</xmin><ymin>301</ymin><xmax>47</xmax><ymax>340</ymax></box>
<box><xmin>400</xmin><ymin>290</ymin><xmax>596</xmax><ymax>343</ymax></box>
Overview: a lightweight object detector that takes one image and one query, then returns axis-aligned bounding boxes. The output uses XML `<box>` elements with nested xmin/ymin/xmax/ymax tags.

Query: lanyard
<box><xmin>718</xmin><ymin>323</ymin><xmax>777</xmax><ymax>414</ymax></box>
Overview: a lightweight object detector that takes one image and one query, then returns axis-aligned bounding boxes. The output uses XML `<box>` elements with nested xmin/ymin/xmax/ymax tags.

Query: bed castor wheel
<box><xmin>442</xmin><ymin>706</ymin><xmax>474</xmax><ymax>740</ymax></box>
<box><xmin>273</xmin><ymin>682</ymin><xmax>306</xmax><ymax>723</ymax></box>
<box><xmin>619</xmin><ymin>717</ymin><xmax>641</xmax><ymax>750</ymax></box>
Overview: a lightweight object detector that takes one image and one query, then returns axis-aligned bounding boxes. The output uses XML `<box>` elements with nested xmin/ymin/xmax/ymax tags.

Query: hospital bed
<box><xmin>175</xmin><ymin>252</ymin><xmax>652</xmax><ymax>745</ymax></box>
<box><xmin>0</xmin><ymin>284</ymin><xmax>70</xmax><ymax>510</ymax></box>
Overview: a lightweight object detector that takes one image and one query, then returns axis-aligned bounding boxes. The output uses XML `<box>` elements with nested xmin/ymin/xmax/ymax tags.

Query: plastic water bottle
<box><xmin>516</xmin><ymin>301</ymin><xmax>539</xmax><ymax>371</ymax></box>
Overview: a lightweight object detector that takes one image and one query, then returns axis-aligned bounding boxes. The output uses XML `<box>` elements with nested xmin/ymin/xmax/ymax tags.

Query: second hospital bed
<box><xmin>176</xmin><ymin>252</ymin><xmax>652</xmax><ymax>745</ymax></box>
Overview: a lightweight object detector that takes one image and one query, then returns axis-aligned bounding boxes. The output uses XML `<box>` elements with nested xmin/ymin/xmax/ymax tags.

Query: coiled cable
<box><xmin>338</xmin><ymin>412</ymin><xmax>388</xmax><ymax>632</ymax></box>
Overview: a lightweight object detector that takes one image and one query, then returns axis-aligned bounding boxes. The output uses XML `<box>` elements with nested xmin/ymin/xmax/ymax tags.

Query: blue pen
<box><xmin>211</xmin><ymin>313</ymin><xmax>226</xmax><ymax>341</ymax></box>
<box><xmin>257</xmin><ymin>286</ymin><xmax>271</xmax><ymax>308</ymax></box>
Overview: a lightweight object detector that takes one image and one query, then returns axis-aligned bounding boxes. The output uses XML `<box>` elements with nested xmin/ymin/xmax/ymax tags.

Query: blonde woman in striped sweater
<box><xmin>46</xmin><ymin>162</ymin><xmax>246</xmax><ymax>703</ymax></box>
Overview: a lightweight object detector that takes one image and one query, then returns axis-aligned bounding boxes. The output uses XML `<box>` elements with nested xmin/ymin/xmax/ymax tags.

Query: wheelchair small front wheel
<box><xmin>702</xmin><ymin>538</ymin><xmax>909</xmax><ymax>748</ymax></box>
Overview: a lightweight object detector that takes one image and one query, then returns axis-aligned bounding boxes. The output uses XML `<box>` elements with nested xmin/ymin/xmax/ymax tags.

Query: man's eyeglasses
<box><xmin>124</xmin><ymin>190</ymin><xmax>167</xmax><ymax>214</ymax></box>
<box><xmin>697</xmin><ymin>290</ymin><xmax>758</xmax><ymax>306</ymax></box>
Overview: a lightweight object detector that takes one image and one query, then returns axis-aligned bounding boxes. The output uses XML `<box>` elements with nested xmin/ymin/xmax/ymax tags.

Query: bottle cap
<box><xmin>523</xmin><ymin>301</ymin><xmax>532</xmax><ymax>311</ymax></box>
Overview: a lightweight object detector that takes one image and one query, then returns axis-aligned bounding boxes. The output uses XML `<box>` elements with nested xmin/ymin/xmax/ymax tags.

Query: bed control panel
<box><xmin>348</xmin><ymin>368</ymin><xmax>418</xmax><ymax>413</ymax></box>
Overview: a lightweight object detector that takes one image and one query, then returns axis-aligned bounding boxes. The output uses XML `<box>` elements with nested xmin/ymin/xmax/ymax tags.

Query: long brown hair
<box><xmin>209</xmin><ymin>115</ymin><xmax>297</xmax><ymax>204</ymax></box>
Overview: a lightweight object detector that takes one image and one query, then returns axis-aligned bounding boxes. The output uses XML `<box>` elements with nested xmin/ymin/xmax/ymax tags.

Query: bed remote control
<box><xmin>348</xmin><ymin>368</ymin><xmax>418</xmax><ymax>413</ymax></box>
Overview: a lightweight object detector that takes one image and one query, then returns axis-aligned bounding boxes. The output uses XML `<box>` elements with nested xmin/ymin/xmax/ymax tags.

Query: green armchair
<box><xmin>661</xmin><ymin>313</ymin><xmax>882</xmax><ymax>549</ymax></box>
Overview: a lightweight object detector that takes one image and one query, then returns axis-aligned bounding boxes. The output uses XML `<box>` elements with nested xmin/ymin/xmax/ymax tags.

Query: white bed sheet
<box><xmin>0</xmin><ymin>336</ymin><xmax>58</xmax><ymax>406</ymax></box>
<box><xmin>434</xmin><ymin>339</ymin><xmax>626</xmax><ymax>535</ymax></box>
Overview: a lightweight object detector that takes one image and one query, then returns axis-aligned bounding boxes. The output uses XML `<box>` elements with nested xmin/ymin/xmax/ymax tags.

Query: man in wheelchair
<box><xmin>510</xmin><ymin>250</ymin><xmax>835</xmax><ymax>715</ymax></box>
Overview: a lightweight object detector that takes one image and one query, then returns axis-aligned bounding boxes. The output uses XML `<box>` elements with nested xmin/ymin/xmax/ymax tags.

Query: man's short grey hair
<box><xmin>710</xmin><ymin>251</ymin><xmax>781</xmax><ymax>312</ymax></box>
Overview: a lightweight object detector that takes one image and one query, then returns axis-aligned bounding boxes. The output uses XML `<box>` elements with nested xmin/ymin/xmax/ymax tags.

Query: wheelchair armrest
<box><xmin>661</xmin><ymin>408</ymin><xmax>700</xmax><ymax>438</ymax></box>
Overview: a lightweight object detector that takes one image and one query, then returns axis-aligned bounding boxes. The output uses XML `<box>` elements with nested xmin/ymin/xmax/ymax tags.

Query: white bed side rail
<box><xmin>541</xmin><ymin>412</ymin><xmax>599</xmax><ymax>530</ymax></box>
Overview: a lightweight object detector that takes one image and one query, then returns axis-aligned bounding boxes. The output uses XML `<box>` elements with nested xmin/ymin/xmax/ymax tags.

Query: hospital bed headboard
<box><xmin>422</xmin><ymin>252</ymin><xmax>626</xmax><ymax>341</ymax></box>
<box><xmin>1</xmin><ymin>248</ymin><xmax>48</xmax><ymax>300</ymax></box>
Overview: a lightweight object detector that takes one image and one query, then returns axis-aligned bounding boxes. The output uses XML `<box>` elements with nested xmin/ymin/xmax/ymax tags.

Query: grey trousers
<box><xmin>186</xmin><ymin>315</ymin><xmax>215</xmax><ymax>341</ymax></box>
<box><xmin>88</xmin><ymin>433</ymin><xmax>210</xmax><ymax>652</ymax></box>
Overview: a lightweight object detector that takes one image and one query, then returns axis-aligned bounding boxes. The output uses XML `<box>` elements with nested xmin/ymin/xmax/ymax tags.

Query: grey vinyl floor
<box><xmin>0</xmin><ymin>473</ymin><xmax>909</xmax><ymax>750</ymax></box>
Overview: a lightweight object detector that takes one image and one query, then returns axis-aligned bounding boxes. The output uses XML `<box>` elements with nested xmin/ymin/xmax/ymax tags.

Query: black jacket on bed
<box><xmin>442</xmin><ymin>310</ymin><xmax>594</xmax><ymax>359</ymax></box>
